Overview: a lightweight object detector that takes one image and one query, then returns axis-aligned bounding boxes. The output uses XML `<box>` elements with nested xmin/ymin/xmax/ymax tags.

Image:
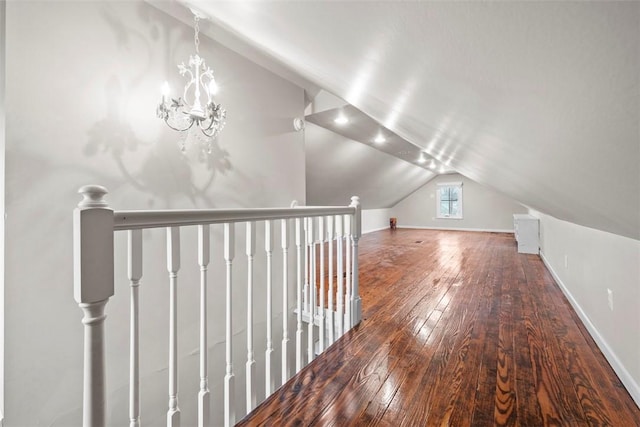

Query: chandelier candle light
<box><xmin>157</xmin><ymin>12</ymin><xmax>226</xmax><ymax>148</ymax></box>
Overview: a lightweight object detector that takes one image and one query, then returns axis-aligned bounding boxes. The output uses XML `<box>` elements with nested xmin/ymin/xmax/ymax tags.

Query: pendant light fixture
<box><xmin>156</xmin><ymin>11</ymin><xmax>227</xmax><ymax>149</ymax></box>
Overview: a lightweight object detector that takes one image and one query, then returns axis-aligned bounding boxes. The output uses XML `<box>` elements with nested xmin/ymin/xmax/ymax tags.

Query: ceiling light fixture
<box><xmin>334</xmin><ymin>113</ymin><xmax>349</xmax><ymax>125</ymax></box>
<box><xmin>374</xmin><ymin>134</ymin><xmax>386</xmax><ymax>144</ymax></box>
<box><xmin>429</xmin><ymin>160</ymin><xmax>437</xmax><ymax>169</ymax></box>
<box><xmin>418</xmin><ymin>154</ymin><xmax>426</xmax><ymax>164</ymax></box>
<box><xmin>157</xmin><ymin>11</ymin><xmax>226</xmax><ymax>146</ymax></box>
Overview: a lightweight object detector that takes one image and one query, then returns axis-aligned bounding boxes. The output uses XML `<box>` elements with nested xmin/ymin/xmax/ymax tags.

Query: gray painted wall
<box><xmin>0</xmin><ymin>0</ymin><xmax>5</xmax><ymax>420</ymax></box>
<box><xmin>5</xmin><ymin>2</ymin><xmax>304</xmax><ymax>425</ymax></box>
<box><xmin>532</xmin><ymin>211</ymin><xmax>640</xmax><ymax>404</ymax></box>
<box><xmin>305</xmin><ymin>122</ymin><xmax>433</xmax><ymax>209</ymax></box>
<box><xmin>393</xmin><ymin>173</ymin><xmax>527</xmax><ymax>231</ymax></box>
<box><xmin>362</xmin><ymin>208</ymin><xmax>392</xmax><ymax>234</ymax></box>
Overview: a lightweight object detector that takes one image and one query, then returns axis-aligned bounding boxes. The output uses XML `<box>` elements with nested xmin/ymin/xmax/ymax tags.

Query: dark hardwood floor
<box><xmin>239</xmin><ymin>229</ymin><xmax>640</xmax><ymax>426</ymax></box>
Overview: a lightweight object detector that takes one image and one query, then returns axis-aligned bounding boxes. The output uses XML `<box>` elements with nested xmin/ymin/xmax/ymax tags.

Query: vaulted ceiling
<box><xmin>165</xmin><ymin>1</ymin><xmax>639</xmax><ymax>240</ymax></box>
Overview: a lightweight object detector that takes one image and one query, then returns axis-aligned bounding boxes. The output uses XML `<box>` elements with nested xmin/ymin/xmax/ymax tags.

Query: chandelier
<box><xmin>157</xmin><ymin>12</ymin><xmax>226</xmax><ymax>143</ymax></box>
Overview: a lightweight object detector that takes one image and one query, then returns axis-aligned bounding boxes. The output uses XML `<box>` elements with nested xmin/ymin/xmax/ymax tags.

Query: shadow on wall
<box><xmin>83</xmin><ymin>3</ymin><xmax>233</xmax><ymax>208</ymax></box>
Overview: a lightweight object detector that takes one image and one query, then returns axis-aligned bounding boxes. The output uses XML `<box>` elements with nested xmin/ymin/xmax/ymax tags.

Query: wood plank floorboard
<box><xmin>238</xmin><ymin>229</ymin><xmax>640</xmax><ymax>426</ymax></box>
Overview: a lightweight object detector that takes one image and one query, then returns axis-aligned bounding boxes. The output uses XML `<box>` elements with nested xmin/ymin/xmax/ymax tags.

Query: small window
<box><xmin>436</xmin><ymin>182</ymin><xmax>463</xmax><ymax>219</ymax></box>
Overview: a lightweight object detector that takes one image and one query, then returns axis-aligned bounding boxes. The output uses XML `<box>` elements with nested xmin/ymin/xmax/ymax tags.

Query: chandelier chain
<box><xmin>194</xmin><ymin>15</ymin><xmax>200</xmax><ymax>53</ymax></box>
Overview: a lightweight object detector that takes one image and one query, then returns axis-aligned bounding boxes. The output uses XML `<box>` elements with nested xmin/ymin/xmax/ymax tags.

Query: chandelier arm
<box><xmin>198</xmin><ymin>120</ymin><xmax>216</xmax><ymax>138</ymax></box>
<box><xmin>164</xmin><ymin>116</ymin><xmax>196</xmax><ymax>133</ymax></box>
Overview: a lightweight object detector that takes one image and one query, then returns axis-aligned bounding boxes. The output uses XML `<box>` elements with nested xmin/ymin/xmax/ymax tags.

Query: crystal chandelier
<box><xmin>157</xmin><ymin>13</ymin><xmax>226</xmax><ymax>142</ymax></box>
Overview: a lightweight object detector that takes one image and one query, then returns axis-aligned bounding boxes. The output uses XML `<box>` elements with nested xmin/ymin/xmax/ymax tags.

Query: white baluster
<box><xmin>350</xmin><ymin>197</ymin><xmax>362</xmax><ymax>326</ymax></box>
<box><xmin>318</xmin><ymin>217</ymin><xmax>326</xmax><ymax>352</ymax></box>
<box><xmin>166</xmin><ymin>227</ymin><xmax>181</xmax><ymax>427</ymax></box>
<box><xmin>303</xmin><ymin>218</ymin><xmax>309</xmax><ymax>314</ymax></box>
<box><xmin>335</xmin><ymin>215</ymin><xmax>344</xmax><ymax>338</ymax></box>
<box><xmin>129</xmin><ymin>229</ymin><xmax>142</xmax><ymax>427</ymax></box>
<box><xmin>245</xmin><ymin>222</ymin><xmax>256</xmax><ymax>413</ymax></box>
<box><xmin>264</xmin><ymin>220</ymin><xmax>275</xmax><ymax>395</ymax></box>
<box><xmin>294</xmin><ymin>217</ymin><xmax>304</xmax><ymax>372</ymax></box>
<box><xmin>344</xmin><ymin>215</ymin><xmax>352</xmax><ymax>333</ymax></box>
<box><xmin>198</xmin><ymin>225</ymin><xmax>210</xmax><ymax>427</ymax></box>
<box><xmin>224</xmin><ymin>223</ymin><xmax>235</xmax><ymax>427</ymax></box>
<box><xmin>74</xmin><ymin>185</ymin><xmax>114</xmax><ymax>427</ymax></box>
<box><xmin>281</xmin><ymin>218</ymin><xmax>290</xmax><ymax>383</ymax></box>
<box><xmin>307</xmin><ymin>217</ymin><xmax>315</xmax><ymax>362</ymax></box>
<box><xmin>327</xmin><ymin>216</ymin><xmax>335</xmax><ymax>344</ymax></box>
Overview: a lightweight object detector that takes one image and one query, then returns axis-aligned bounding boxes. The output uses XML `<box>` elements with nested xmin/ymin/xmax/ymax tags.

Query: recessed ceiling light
<box><xmin>429</xmin><ymin>160</ymin><xmax>436</xmax><ymax>169</ymax></box>
<box><xmin>418</xmin><ymin>155</ymin><xmax>426</xmax><ymax>164</ymax></box>
<box><xmin>439</xmin><ymin>165</ymin><xmax>445</xmax><ymax>173</ymax></box>
<box><xmin>334</xmin><ymin>114</ymin><xmax>349</xmax><ymax>125</ymax></box>
<box><xmin>374</xmin><ymin>134</ymin><xmax>386</xmax><ymax>144</ymax></box>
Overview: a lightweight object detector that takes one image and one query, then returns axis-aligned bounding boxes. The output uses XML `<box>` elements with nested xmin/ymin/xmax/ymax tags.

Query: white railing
<box><xmin>73</xmin><ymin>185</ymin><xmax>362</xmax><ymax>427</ymax></box>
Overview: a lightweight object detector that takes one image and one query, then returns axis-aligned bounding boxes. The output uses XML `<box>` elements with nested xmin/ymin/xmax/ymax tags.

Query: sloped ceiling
<box><xmin>180</xmin><ymin>1</ymin><xmax>639</xmax><ymax>239</ymax></box>
<box><xmin>305</xmin><ymin>122</ymin><xmax>435</xmax><ymax>209</ymax></box>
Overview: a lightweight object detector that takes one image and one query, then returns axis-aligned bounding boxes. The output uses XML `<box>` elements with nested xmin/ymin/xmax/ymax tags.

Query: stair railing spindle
<box><xmin>198</xmin><ymin>225</ymin><xmax>210</xmax><ymax>427</ymax></box>
<box><xmin>307</xmin><ymin>217</ymin><xmax>315</xmax><ymax>362</ymax></box>
<box><xmin>264</xmin><ymin>220</ymin><xmax>275</xmax><ymax>395</ymax></box>
<box><xmin>166</xmin><ymin>227</ymin><xmax>181</xmax><ymax>427</ymax></box>
<box><xmin>245</xmin><ymin>222</ymin><xmax>257</xmax><ymax>413</ymax></box>
<box><xmin>223</xmin><ymin>223</ymin><xmax>235</xmax><ymax>427</ymax></box>
<box><xmin>318</xmin><ymin>217</ymin><xmax>325</xmax><ymax>352</ymax></box>
<box><xmin>281</xmin><ymin>218</ymin><xmax>290</xmax><ymax>383</ymax></box>
<box><xmin>344</xmin><ymin>215</ymin><xmax>352</xmax><ymax>333</ymax></box>
<box><xmin>303</xmin><ymin>218</ymin><xmax>309</xmax><ymax>314</ymax></box>
<box><xmin>335</xmin><ymin>215</ymin><xmax>344</xmax><ymax>338</ymax></box>
<box><xmin>128</xmin><ymin>230</ymin><xmax>142</xmax><ymax>427</ymax></box>
<box><xmin>327</xmin><ymin>216</ymin><xmax>335</xmax><ymax>344</ymax></box>
<box><xmin>294</xmin><ymin>217</ymin><xmax>304</xmax><ymax>372</ymax></box>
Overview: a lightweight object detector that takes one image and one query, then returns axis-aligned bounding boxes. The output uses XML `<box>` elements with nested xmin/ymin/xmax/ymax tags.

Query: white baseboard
<box><xmin>397</xmin><ymin>225</ymin><xmax>514</xmax><ymax>234</ymax></box>
<box><xmin>362</xmin><ymin>226</ymin><xmax>391</xmax><ymax>234</ymax></box>
<box><xmin>540</xmin><ymin>251</ymin><xmax>640</xmax><ymax>407</ymax></box>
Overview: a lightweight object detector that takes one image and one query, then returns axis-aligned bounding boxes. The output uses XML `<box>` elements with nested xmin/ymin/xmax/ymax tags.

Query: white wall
<box><xmin>362</xmin><ymin>208</ymin><xmax>392</xmax><ymax>234</ymax></box>
<box><xmin>5</xmin><ymin>2</ymin><xmax>305</xmax><ymax>425</ymax></box>
<box><xmin>0</xmin><ymin>0</ymin><xmax>5</xmax><ymax>421</ymax></box>
<box><xmin>305</xmin><ymin>123</ymin><xmax>433</xmax><ymax>209</ymax></box>
<box><xmin>531</xmin><ymin>210</ymin><xmax>640</xmax><ymax>405</ymax></box>
<box><xmin>392</xmin><ymin>173</ymin><xmax>527</xmax><ymax>232</ymax></box>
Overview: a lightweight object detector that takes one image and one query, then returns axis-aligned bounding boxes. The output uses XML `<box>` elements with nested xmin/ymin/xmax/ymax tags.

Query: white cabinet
<box><xmin>513</xmin><ymin>214</ymin><xmax>539</xmax><ymax>254</ymax></box>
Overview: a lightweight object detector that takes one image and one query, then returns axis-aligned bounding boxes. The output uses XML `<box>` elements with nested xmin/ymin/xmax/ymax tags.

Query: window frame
<box><xmin>436</xmin><ymin>182</ymin><xmax>463</xmax><ymax>219</ymax></box>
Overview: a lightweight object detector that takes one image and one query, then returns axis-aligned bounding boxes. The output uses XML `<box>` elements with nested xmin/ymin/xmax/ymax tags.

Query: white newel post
<box><xmin>74</xmin><ymin>185</ymin><xmax>115</xmax><ymax>427</ymax></box>
<box><xmin>350</xmin><ymin>196</ymin><xmax>362</xmax><ymax>326</ymax></box>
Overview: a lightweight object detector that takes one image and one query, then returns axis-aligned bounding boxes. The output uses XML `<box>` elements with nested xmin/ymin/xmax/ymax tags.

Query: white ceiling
<box><xmin>175</xmin><ymin>0</ymin><xmax>639</xmax><ymax>239</ymax></box>
<box><xmin>305</xmin><ymin>104</ymin><xmax>455</xmax><ymax>174</ymax></box>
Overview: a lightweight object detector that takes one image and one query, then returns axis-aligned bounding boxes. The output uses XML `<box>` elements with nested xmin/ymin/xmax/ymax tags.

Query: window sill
<box><xmin>436</xmin><ymin>216</ymin><xmax>464</xmax><ymax>220</ymax></box>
